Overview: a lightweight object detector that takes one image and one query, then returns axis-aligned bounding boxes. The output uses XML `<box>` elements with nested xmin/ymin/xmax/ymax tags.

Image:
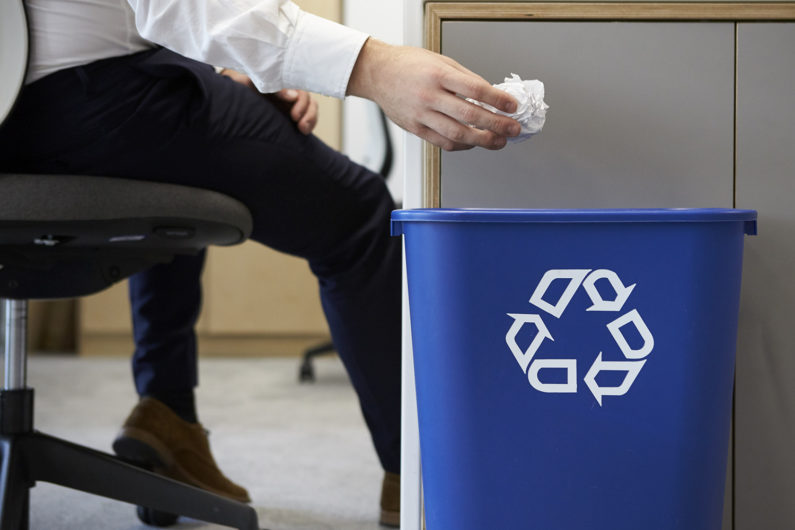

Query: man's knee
<box><xmin>310</xmin><ymin>171</ymin><xmax>398</xmax><ymax>282</ymax></box>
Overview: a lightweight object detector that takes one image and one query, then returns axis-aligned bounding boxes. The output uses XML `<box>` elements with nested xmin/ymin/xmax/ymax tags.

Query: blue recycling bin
<box><xmin>391</xmin><ymin>208</ymin><xmax>757</xmax><ymax>530</ymax></box>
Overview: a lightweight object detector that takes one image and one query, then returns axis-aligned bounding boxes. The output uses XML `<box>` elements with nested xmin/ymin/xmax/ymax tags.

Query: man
<box><xmin>0</xmin><ymin>0</ymin><xmax>520</xmax><ymax>525</ymax></box>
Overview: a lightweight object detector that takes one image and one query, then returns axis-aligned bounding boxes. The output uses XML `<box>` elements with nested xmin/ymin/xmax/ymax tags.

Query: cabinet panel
<box><xmin>440</xmin><ymin>21</ymin><xmax>735</xmax><ymax>208</ymax></box>
<box><xmin>735</xmin><ymin>22</ymin><xmax>795</xmax><ymax>530</ymax></box>
<box><xmin>204</xmin><ymin>242</ymin><xmax>327</xmax><ymax>335</ymax></box>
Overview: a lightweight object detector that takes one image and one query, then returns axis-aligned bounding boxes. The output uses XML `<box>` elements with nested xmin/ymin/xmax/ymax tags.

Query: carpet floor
<box><xmin>22</xmin><ymin>354</ymin><xmax>388</xmax><ymax>530</ymax></box>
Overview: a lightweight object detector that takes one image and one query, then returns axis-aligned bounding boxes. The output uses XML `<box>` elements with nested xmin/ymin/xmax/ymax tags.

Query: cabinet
<box><xmin>77</xmin><ymin>0</ymin><xmax>341</xmax><ymax>357</ymax></box>
<box><xmin>400</xmin><ymin>4</ymin><xmax>795</xmax><ymax>530</ymax></box>
<box><xmin>735</xmin><ymin>22</ymin><xmax>795</xmax><ymax>530</ymax></box>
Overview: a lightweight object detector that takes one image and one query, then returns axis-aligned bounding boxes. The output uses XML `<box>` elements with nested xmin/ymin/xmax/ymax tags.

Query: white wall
<box><xmin>342</xmin><ymin>0</ymin><xmax>405</xmax><ymax>202</ymax></box>
<box><xmin>343</xmin><ymin>4</ymin><xmax>425</xmax><ymax>530</ymax></box>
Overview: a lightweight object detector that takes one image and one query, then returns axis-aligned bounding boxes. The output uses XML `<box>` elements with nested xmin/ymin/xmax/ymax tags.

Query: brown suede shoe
<box><xmin>380</xmin><ymin>471</ymin><xmax>400</xmax><ymax>527</ymax></box>
<box><xmin>112</xmin><ymin>397</ymin><xmax>250</xmax><ymax>503</ymax></box>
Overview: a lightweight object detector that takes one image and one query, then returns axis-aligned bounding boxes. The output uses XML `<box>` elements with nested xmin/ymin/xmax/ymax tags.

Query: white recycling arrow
<box><xmin>529</xmin><ymin>269</ymin><xmax>591</xmax><ymax>318</ymax></box>
<box><xmin>528</xmin><ymin>359</ymin><xmax>577</xmax><ymax>393</ymax></box>
<box><xmin>584</xmin><ymin>352</ymin><xmax>647</xmax><ymax>406</ymax></box>
<box><xmin>583</xmin><ymin>269</ymin><xmax>636</xmax><ymax>312</ymax></box>
<box><xmin>505</xmin><ymin>313</ymin><xmax>554</xmax><ymax>372</ymax></box>
<box><xmin>607</xmin><ymin>309</ymin><xmax>654</xmax><ymax>360</ymax></box>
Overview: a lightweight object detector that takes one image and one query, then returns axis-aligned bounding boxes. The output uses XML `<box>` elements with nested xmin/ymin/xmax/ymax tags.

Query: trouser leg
<box><xmin>129</xmin><ymin>251</ymin><xmax>205</xmax><ymax>399</ymax></box>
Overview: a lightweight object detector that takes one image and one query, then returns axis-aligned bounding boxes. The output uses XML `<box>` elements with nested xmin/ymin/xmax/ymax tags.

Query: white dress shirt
<box><xmin>24</xmin><ymin>0</ymin><xmax>369</xmax><ymax>99</ymax></box>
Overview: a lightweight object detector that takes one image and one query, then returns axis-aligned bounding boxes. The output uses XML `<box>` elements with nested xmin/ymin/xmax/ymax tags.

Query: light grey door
<box><xmin>735</xmin><ymin>22</ymin><xmax>795</xmax><ymax>530</ymax></box>
<box><xmin>440</xmin><ymin>21</ymin><xmax>735</xmax><ymax>209</ymax></box>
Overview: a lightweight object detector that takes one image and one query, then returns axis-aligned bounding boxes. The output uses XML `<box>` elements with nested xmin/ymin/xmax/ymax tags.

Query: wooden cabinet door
<box><xmin>203</xmin><ymin>242</ymin><xmax>327</xmax><ymax>336</ymax></box>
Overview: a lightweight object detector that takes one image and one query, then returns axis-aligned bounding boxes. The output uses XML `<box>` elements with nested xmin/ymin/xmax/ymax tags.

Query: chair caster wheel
<box><xmin>298</xmin><ymin>361</ymin><xmax>315</xmax><ymax>383</ymax></box>
<box><xmin>137</xmin><ymin>505</ymin><xmax>179</xmax><ymax>527</ymax></box>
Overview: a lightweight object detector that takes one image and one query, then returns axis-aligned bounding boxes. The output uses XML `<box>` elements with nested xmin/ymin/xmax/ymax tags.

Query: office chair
<box><xmin>0</xmin><ymin>1</ymin><xmax>259</xmax><ymax>528</ymax></box>
<box><xmin>297</xmin><ymin>106</ymin><xmax>394</xmax><ymax>382</ymax></box>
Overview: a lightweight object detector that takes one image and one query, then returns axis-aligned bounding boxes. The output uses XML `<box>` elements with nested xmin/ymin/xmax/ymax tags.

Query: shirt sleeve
<box><xmin>126</xmin><ymin>0</ymin><xmax>369</xmax><ymax>99</ymax></box>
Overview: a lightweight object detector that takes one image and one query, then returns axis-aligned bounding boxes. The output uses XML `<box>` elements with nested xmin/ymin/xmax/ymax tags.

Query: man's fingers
<box><xmin>275</xmin><ymin>89</ymin><xmax>299</xmax><ymax>101</ymax></box>
<box><xmin>422</xmin><ymin>111</ymin><xmax>508</xmax><ymax>151</ymax></box>
<box><xmin>416</xmin><ymin>125</ymin><xmax>473</xmax><ymax>152</ymax></box>
<box><xmin>269</xmin><ymin>89</ymin><xmax>317</xmax><ymax>134</ymax></box>
<box><xmin>440</xmin><ymin>70</ymin><xmax>517</xmax><ymax>114</ymax></box>
<box><xmin>298</xmin><ymin>100</ymin><xmax>318</xmax><ymax>135</ymax></box>
<box><xmin>436</xmin><ymin>94</ymin><xmax>521</xmax><ymax>137</ymax></box>
<box><xmin>220</xmin><ymin>68</ymin><xmax>257</xmax><ymax>91</ymax></box>
<box><xmin>290</xmin><ymin>93</ymin><xmax>310</xmax><ymax>123</ymax></box>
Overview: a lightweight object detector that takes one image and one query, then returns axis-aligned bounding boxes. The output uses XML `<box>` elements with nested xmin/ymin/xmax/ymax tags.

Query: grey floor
<box><xmin>22</xmin><ymin>354</ymin><xmax>387</xmax><ymax>530</ymax></box>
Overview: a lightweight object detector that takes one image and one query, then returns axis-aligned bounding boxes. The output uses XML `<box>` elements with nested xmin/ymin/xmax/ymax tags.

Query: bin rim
<box><xmin>391</xmin><ymin>208</ymin><xmax>757</xmax><ymax>236</ymax></box>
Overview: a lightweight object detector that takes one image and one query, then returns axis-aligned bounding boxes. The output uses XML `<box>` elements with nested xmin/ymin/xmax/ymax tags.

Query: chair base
<box><xmin>0</xmin><ymin>390</ymin><xmax>259</xmax><ymax>530</ymax></box>
<box><xmin>298</xmin><ymin>340</ymin><xmax>336</xmax><ymax>383</ymax></box>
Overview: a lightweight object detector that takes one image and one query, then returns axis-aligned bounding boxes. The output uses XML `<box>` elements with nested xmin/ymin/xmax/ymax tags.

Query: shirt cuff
<box><xmin>282</xmin><ymin>11</ymin><xmax>369</xmax><ymax>99</ymax></box>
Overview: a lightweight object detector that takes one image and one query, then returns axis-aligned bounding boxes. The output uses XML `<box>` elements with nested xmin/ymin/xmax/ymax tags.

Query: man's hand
<box><xmin>220</xmin><ymin>69</ymin><xmax>318</xmax><ymax>135</ymax></box>
<box><xmin>268</xmin><ymin>89</ymin><xmax>318</xmax><ymax>135</ymax></box>
<box><xmin>347</xmin><ymin>39</ymin><xmax>521</xmax><ymax>151</ymax></box>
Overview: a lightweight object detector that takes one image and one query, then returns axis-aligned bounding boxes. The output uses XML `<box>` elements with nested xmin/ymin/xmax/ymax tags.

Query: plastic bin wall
<box><xmin>392</xmin><ymin>208</ymin><xmax>757</xmax><ymax>530</ymax></box>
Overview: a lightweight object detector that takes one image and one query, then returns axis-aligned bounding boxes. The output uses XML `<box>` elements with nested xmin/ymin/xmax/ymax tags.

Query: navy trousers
<box><xmin>0</xmin><ymin>48</ymin><xmax>402</xmax><ymax>473</ymax></box>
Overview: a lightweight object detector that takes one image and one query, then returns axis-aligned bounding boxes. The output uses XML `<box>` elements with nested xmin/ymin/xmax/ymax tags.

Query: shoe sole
<box><xmin>113</xmin><ymin>427</ymin><xmax>251</xmax><ymax>504</ymax></box>
<box><xmin>113</xmin><ymin>427</ymin><xmax>173</xmax><ymax>470</ymax></box>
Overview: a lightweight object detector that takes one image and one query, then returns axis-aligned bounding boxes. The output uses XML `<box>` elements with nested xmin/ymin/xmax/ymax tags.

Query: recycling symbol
<box><xmin>505</xmin><ymin>269</ymin><xmax>654</xmax><ymax>406</ymax></box>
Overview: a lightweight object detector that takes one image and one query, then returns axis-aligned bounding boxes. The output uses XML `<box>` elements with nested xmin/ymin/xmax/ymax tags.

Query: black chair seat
<box><xmin>0</xmin><ymin>174</ymin><xmax>253</xmax><ymax>299</ymax></box>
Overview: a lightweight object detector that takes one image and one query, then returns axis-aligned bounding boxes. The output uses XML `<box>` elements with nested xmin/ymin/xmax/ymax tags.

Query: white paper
<box><xmin>469</xmin><ymin>73</ymin><xmax>549</xmax><ymax>143</ymax></box>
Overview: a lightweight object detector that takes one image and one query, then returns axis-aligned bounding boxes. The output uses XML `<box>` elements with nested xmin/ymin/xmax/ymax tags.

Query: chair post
<box><xmin>1</xmin><ymin>298</ymin><xmax>33</xmax><ymax>436</ymax></box>
<box><xmin>0</xmin><ymin>299</ymin><xmax>33</xmax><ymax>529</ymax></box>
<box><xmin>2</xmin><ymin>299</ymin><xmax>27</xmax><ymax>391</ymax></box>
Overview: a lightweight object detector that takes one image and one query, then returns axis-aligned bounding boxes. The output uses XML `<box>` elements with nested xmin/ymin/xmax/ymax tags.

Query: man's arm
<box><xmin>127</xmin><ymin>0</ymin><xmax>519</xmax><ymax>150</ymax></box>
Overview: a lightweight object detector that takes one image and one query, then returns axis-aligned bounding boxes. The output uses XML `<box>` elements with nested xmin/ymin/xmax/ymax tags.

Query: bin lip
<box><xmin>392</xmin><ymin>208</ymin><xmax>756</xmax><ymax>224</ymax></box>
<box><xmin>391</xmin><ymin>208</ymin><xmax>758</xmax><ymax>235</ymax></box>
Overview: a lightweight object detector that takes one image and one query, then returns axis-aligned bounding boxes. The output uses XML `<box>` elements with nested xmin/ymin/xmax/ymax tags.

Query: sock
<box><xmin>143</xmin><ymin>391</ymin><xmax>198</xmax><ymax>423</ymax></box>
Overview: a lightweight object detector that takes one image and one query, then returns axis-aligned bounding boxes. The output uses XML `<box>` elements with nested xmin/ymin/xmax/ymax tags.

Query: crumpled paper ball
<box><xmin>469</xmin><ymin>73</ymin><xmax>549</xmax><ymax>143</ymax></box>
